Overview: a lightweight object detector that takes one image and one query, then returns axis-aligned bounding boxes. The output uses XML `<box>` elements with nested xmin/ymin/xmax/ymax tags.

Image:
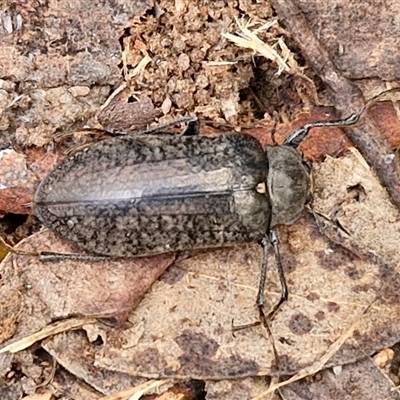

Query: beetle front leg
<box><xmin>269</xmin><ymin>228</ymin><xmax>289</xmax><ymax>316</ymax></box>
<box><xmin>256</xmin><ymin>229</ymin><xmax>289</xmax><ymax>318</ymax></box>
<box><xmin>256</xmin><ymin>236</ymin><xmax>269</xmax><ymax>308</ymax></box>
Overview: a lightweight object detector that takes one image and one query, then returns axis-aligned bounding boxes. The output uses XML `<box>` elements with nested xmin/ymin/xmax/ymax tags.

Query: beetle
<box><xmin>32</xmin><ymin>91</ymin><xmax>387</xmax><ymax>315</ymax></box>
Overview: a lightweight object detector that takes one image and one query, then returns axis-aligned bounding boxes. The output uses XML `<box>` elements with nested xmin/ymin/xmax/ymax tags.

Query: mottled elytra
<box><xmin>34</xmin><ymin>128</ymin><xmax>308</xmax><ymax>257</ymax></box>
<box><xmin>33</xmin><ymin>90</ymin><xmax>393</xmax><ymax>314</ymax></box>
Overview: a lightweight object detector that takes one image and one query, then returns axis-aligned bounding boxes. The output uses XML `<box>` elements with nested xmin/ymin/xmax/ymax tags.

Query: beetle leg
<box><xmin>0</xmin><ymin>237</ymin><xmax>111</xmax><ymax>262</ymax></box>
<box><xmin>269</xmin><ymin>228</ymin><xmax>289</xmax><ymax>316</ymax></box>
<box><xmin>136</xmin><ymin>116</ymin><xmax>199</xmax><ymax>136</ymax></box>
<box><xmin>233</xmin><ymin>231</ymin><xmax>288</xmax><ymax>332</ymax></box>
<box><xmin>256</xmin><ymin>229</ymin><xmax>289</xmax><ymax>319</ymax></box>
<box><xmin>230</xmin><ymin>238</ymin><xmax>270</xmax><ymax>333</ymax></box>
<box><xmin>38</xmin><ymin>251</ymin><xmax>111</xmax><ymax>262</ymax></box>
<box><xmin>256</xmin><ymin>236</ymin><xmax>269</xmax><ymax>308</ymax></box>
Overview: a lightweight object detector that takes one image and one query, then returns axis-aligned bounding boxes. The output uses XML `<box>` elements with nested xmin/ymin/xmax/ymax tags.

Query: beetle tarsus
<box><xmin>231</xmin><ymin>319</ymin><xmax>261</xmax><ymax>333</ymax></box>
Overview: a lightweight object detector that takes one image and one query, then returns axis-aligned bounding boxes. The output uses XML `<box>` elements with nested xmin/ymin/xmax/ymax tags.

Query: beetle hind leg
<box><xmin>38</xmin><ymin>251</ymin><xmax>111</xmax><ymax>262</ymax></box>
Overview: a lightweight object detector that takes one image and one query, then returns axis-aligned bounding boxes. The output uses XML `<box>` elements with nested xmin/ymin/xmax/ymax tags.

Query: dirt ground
<box><xmin>1</xmin><ymin>1</ymin><xmax>400</xmax><ymax>399</ymax></box>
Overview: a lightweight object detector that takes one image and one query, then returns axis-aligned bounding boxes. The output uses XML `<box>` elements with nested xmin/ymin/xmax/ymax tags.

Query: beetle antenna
<box><xmin>284</xmin><ymin>87</ymin><xmax>400</xmax><ymax>148</ymax></box>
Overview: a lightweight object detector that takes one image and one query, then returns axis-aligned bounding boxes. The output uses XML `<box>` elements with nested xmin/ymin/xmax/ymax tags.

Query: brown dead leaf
<box><xmin>96</xmin><ymin>243</ymin><xmax>272</xmax><ymax>380</ymax></box>
<box><xmin>42</xmin><ymin>330</ymin><xmax>146</xmax><ymax>396</ymax></box>
<box><xmin>0</xmin><ymin>230</ymin><xmax>175</xmax><ymax>344</ymax></box>
<box><xmin>205</xmin><ymin>378</ymin><xmax>279</xmax><ymax>400</ymax></box>
<box><xmin>0</xmin><ymin>232</ymin><xmax>175</xmax><ymax>397</ymax></box>
<box><xmin>313</xmin><ymin>149</ymin><xmax>400</xmax><ymax>269</ymax></box>
<box><xmin>47</xmin><ymin>366</ymin><xmax>101</xmax><ymax>400</ymax></box>
<box><xmin>3</xmin><ymin>0</ymin><xmax>400</xmax><ymax>398</ymax></box>
<box><xmin>279</xmin><ymin>357</ymin><xmax>400</xmax><ymax>400</ymax></box>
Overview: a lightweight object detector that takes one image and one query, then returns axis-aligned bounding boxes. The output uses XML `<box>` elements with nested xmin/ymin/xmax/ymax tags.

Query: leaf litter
<box><xmin>2</xmin><ymin>147</ymin><xmax>400</xmax><ymax>398</ymax></box>
<box><xmin>2</xmin><ymin>0</ymin><xmax>400</xmax><ymax>398</ymax></box>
